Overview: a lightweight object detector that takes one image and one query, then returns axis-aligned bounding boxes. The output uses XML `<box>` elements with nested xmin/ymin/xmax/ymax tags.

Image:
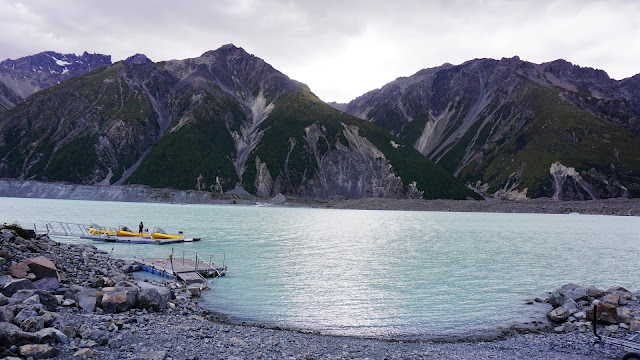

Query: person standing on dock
<box><xmin>139</xmin><ymin>221</ymin><xmax>144</xmax><ymax>234</ymax></box>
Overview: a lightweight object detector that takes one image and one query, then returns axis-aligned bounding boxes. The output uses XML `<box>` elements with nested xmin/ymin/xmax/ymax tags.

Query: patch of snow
<box><xmin>51</xmin><ymin>56</ymin><xmax>72</xmax><ymax>67</ymax></box>
<box><xmin>62</xmin><ymin>68</ymin><xmax>69</xmax><ymax>75</ymax></box>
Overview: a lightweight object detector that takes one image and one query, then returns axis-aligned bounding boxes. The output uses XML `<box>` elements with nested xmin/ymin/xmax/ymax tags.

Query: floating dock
<box><xmin>134</xmin><ymin>257</ymin><xmax>227</xmax><ymax>284</ymax></box>
<box><xmin>32</xmin><ymin>221</ymin><xmax>200</xmax><ymax>245</ymax></box>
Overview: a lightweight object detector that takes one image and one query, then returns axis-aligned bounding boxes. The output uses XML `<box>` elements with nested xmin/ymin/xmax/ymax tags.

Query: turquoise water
<box><xmin>3</xmin><ymin>197</ymin><xmax>640</xmax><ymax>338</ymax></box>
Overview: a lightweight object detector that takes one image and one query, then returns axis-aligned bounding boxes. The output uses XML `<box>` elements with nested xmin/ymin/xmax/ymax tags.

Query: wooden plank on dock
<box><xmin>134</xmin><ymin>257</ymin><xmax>225</xmax><ymax>284</ymax></box>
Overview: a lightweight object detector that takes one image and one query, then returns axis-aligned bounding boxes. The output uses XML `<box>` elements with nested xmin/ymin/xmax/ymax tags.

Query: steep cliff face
<box><xmin>344</xmin><ymin>57</ymin><xmax>640</xmax><ymax>199</ymax></box>
<box><xmin>0</xmin><ymin>51</ymin><xmax>112</xmax><ymax>107</ymax></box>
<box><xmin>0</xmin><ymin>45</ymin><xmax>477</xmax><ymax>200</ymax></box>
<box><xmin>0</xmin><ymin>63</ymin><xmax>164</xmax><ymax>185</ymax></box>
<box><xmin>0</xmin><ymin>82</ymin><xmax>21</xmax><ymax>112</ymax></box>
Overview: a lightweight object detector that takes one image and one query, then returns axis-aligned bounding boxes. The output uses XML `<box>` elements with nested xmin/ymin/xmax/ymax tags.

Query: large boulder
<box><xmin>13</xmin><ymin>308</ymin><xmax>39</xmax><ymax>325</ymax></box>
<box><xmin>136</xmin><ymin>282</ymin><xmax>171</xmax><ymax>311</ymax></box>
<box><xmin>549</xmin><ymin>283</ymin><xmax>591</xmax><ymax>308</ymax></box>
<box><xmin>596</xmin><ymin>303</ymin><xmax>619</xmax><ymax>325</ymax></box>
<box><xmin>19</xmin><ymin>344</ymin><xmax>59</xmax><ymax>358</ymax></box>
<box><xmin>101</xmin><ymin>282</ymin><xmax>139</xmax><ymax>313</ymax></box>
<box><xmin>10</xmin><ymin>289</ymin><xmax>36</xmax><ymax>303</ymax></box>
<box><xmin>547</xmin><ymin>298</ymin><xmax>578</xmax><ymax>322</ymax></box>
<box><xmin>35</xmin><ymin>327</ymin><xmax>68</xmax><ymax>344</ymax></box>
<box><xmin>26</xmin><ymin>256</ymin><xmax>59</xmax><ymax>280</ymax></box>
<box><xmin>9</xmin><ymin>256</ymin><xmax>58</xmax><ymax>281</ymax></box>
<box><xmin>20</xmin><ymin>316</ymin><xmax>45</xmax><ymax>332</ymax></box>
<box><xmin>33</xmin><ymin>277</ymin><xmax>61</xmax><ymax>292</ymax></box>
<box><xmin>9</xmin><ymin>261</ymin><xmax>31</xmax><ymax>279</ymax></box>
<box><xmin>0</xmin><ymin>323</ymin><xmax>40</xmax><ymax>348</ymax></box>
<box><xmin>34</xmin><ymin>291</ymin><xmax>59</xmax><ymax>312</ymax></box>
<box><xmin>0</xmin><ymin>305</ymin><xmax>15</xmax><ymax>322</ymax></box>
<box><xmin>78</xmin><ymin>295</ymin><xmax>97</xmax><ymax>313</ymax></box>
<box><xmin>67</xmin><ymin>287</ymin><xmax>102</xmax><ymax>313</ymax></box>
<box><xmin>1</xmin><ymin>278</ymin><xmax>36</xmax><ymax>297</ymax></box>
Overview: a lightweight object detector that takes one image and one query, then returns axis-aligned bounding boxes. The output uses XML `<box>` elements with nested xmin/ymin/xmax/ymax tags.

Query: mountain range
<box><xmin>0</xmin><ymin>51</ymin><xmax>112</xmax><ymax>112</ymax></box>
<box><xmin>0</xmin><ymin>45</ymin><xmax>476</xmax><ymax>200</ymax></box>
<box><xmin>0</xmin><ymin>46</ymin><xmax>638</xmax><ymax>201</ymax></box>
<box><xmin>337</xmin><ymin>56</ymin><xmax>640</xmax><ymax>200</ymax></box>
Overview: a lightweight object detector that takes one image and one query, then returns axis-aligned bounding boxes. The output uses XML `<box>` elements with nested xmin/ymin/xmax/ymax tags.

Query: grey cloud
<box><xmin>0</xmin><ymin>0</ymin><xmax>639</xmax><ymax>101</ymax></box>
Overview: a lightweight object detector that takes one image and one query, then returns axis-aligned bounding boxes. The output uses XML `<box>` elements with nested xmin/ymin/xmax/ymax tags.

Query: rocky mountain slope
<box><xmin>341</xmin><ymin>57</ymin><xmax>640</xmax><ymax>200</ymax></box>
<box><xmin>0</xmin><ymin>45</ymin><xmax>477</xmax><ymax>200</ymax></box>
<box><xmin>0</xmin><ymin>51</ymin><xmax>111</xmax><ymax>112</ymax></box>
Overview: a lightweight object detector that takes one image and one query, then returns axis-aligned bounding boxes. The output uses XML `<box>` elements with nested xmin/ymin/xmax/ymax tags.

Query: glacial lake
<box><xmin>2</xmin><ymin>197</ymin><xmax>640</xmax><ymax>339</ymax></box>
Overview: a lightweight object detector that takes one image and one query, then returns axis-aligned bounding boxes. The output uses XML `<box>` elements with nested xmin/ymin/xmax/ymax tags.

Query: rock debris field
<box><xmin>1</xmin><ymin>224</ymin><xmax>639</xmax><ymax>359</ymax></box>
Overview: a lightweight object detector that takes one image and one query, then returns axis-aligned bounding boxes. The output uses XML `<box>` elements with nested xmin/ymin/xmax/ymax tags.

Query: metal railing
<box><xmin>172</xmin><ymin>247</ymin><xmax>227</xmax><ymax>278</ymax></box>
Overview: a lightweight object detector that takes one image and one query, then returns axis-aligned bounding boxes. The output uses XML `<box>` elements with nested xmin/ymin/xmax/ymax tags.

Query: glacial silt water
<box><xmin>3</xmin><ymin>197</ymin><xmax>639</xmax><ymax>338</ymax></box>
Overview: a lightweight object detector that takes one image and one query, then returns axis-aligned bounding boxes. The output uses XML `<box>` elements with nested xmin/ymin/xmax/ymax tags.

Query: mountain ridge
<box><xmin>0</xmin><ymin>44</ymin><xmax>478</xmax><ymax>200</ymax></box>
<box><xmin>341</xmin><ymin>56</ymin><xmax>640</xmax><ymax>200</ymax></box>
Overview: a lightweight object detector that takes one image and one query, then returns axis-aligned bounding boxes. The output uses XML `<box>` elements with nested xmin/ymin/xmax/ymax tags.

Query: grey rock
<box><xmin>0</xmin><ymin>275</ymin><xmax>14</xmax><ymax>287</ymax></box>
<box><xmin>22</xmin><ymin>294</ymin><xmax>41</xmax><ymax>306</ymax></box>
<box><xmin>187</xmin><ymin>284</ymin><xmax>201</xmax><ymax>298</ymax></box>
<box><xmin>33</xmin><ymin>277</ymin><xmax>60</xmax><ymax>292</ymax></box>
<box><xmin>73</xmin><ymin>348</ymin><xmax>98</xmax><ymax>357</ymax></box>
<box><xmin>35</xmin><ymin>327</ymin><xmax>67</xmax><ymax>344</ymax></box>
<box><xmin>549</xmin><ymin>283</ymin><xmax>591</xmax><ymax>308</ymax></box>
<box><xmin>24</xmin><ymin>256</ymin><xmax>58</xmax><ymax>280</ymax></box>
<box><xmin>0</xmin><ymin>321</ymin><xmax>20</xmax><ymax>331</ymax></box>
<box><xmin>34</xmin><ymin>291</ymin><xmax>59</xmax><ymax>312</ymax></box>
<box><xmin>108</xmin><ymin>336</ymin><xmax>123</xmax><ymax>349</ymax></box>
<box><xmin>88</xmin><ymin>329</ymin><xmax>103</xmax><ymax>340</ymax></box>
<box><xmin>10</xmin><ymin>289</ymin><xmax>36</xmax><ymax>302</ymax></box>
<box><xmin>19</xmin><ymin>343</ymin><xmax>59</xmax><ymax>358</ymax></box>
<box><xmin>20</xmin><ymin>316</ymin><xmax>45</xmax><ymax>332</ymax></box>
<box><xmin>1</xmin><ymin>278</ymin><xmax>36</xmax><ymax>297</ymax></box>
<box><xmin>78</xmin><ymin>295</ymin><xmax>97</xmax><ymax>312</ymax></box>
<box><xmin>547</xmin><ymin>299</ymin><xmax>578</xmax><ymax>322</ymax></box>
<box><xmin>13</xmin><ymin>308</ymin><xmax>39</xmax><ymax>325</ymax></box>
<box><xmin>95</xmin><ymin>334</ymin><xmax>109</xmax><ymax>346</ymax></box>
<box><xmin>0</xmin><ymin>325</ymin><xmax>40</xmax><ymax>347</ymax></box>
<box><xmin>62</xmin><ymin>322</ymin><xmax>78</xmax><ymax>338</ymax></box>
<box><xmin>0</xmin><ymin>293</ymin><xmax>8</xmax><ymax>306</ymax></box>
<box><xmin>102</xmin><ymin>282</ymin><xmax>139</xmax><ymax>313</ymax></box>
<box><xmin>137</xmin><ymin>282</ymin><xmax>171</xmax><ymax>311</ymax></box>
<box><xmin>137</xmin><ymin>350</ymin><xmax>168</xmax><ymax>360</ymax></box>
<box><xmin>0</xmin><ymin>305</ymin><xmax>15</xmax><ymax>322</ymax></box>
<box><xmin>40</xmin><ymin>311</ymin><xmax>58</xmax><ymax>327</ymax></box>
<box><xmin>79</xmin><ymin>324</ymin><xmax>92</xmax><ymax>339</ymax></box>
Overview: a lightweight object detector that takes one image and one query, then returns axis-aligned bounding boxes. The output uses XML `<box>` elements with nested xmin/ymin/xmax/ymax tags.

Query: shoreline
<box><xmin>1</xmin><ymin>179</ymin><xmax>639</xmax><ymax>217</ymax></box>
<box><xmin>281</xmin><ymin>197</ymin><xmax>640</xmax><ymax>216</ymax></box>
<box><xmin>0</xmin><ymin>227</ymin><xmax>632</xmax><ymax>359</ymax></box>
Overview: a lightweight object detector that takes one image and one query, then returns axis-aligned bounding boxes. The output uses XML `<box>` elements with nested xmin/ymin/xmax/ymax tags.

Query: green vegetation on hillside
<box><xmin>128</xmin><ymin>93</ymin><xmax>239</xmax><ymax>191</ymax></box>
<box><xmin>478</xmin><ymin>81</ymin><xmax>640</xmax><ymax>197</ymax></box>
<box><xmin>244</xmin><ymin>88</ymin><xmax>480</xmax><ymax>199</ymax></box>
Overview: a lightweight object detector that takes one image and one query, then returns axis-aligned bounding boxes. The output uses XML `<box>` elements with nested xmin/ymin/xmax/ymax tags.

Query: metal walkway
<box><xmin>134</xmin><ymin>251</ymin><xmax>227</xmax><ymax>285</ymax></box>
<box><xmin>32</xmin><ymin>220</ymin><xmax>96</xmax><ymax>238</ymax></box>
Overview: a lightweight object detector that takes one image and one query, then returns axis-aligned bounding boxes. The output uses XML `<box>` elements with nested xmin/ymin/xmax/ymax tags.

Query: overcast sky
<box><xmin>1</xmin><ymin>0</ymin><xmax>639</xmax><ymax>102</ymax></box>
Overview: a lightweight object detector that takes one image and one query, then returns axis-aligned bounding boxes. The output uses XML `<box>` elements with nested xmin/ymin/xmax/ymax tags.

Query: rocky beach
<box><xmin>1</xmin><ymin>223</ymin><xmax>640</xmax><ymax>359</ymax></box>
<box><xmin>282</xmin><ymin>197</ymin><xmax>640</xmax><ymax>217</ymax></box>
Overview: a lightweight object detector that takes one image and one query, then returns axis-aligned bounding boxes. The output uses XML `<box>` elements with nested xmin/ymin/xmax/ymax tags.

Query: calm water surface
<box><xmin>2</xmin><ymin>197</ymin><xmax>639</xmax><ymax>338</ymax></box>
